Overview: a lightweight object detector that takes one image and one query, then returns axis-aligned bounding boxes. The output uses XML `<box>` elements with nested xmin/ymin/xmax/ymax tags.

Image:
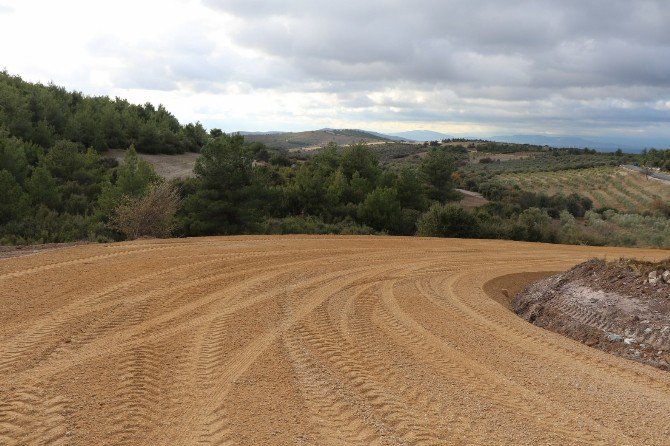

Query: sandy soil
<box><xmin>1</xmin><ymin>236</ymin><xmax>669</xmax><ymax>445</ymax></box>
<box><xmin>0</xmin><ymin>243</ymin><xmax>86</xmax><ymax>260</ymax></box>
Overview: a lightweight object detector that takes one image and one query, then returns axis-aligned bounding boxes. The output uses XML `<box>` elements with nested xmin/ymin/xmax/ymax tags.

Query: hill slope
<box><xmin>387</xmin><ymin>130</ymin><xmax>452</xmax><ymax>141</ymax></box>
<box><xmin>243</xmin><ymin>128</ymin><xmax>392</xmax><ymax>149</ymax></box>
<box><xmin>1</xmin><ymin>236</ymin><xmax>669</xmax><ymax>445</ymax></box>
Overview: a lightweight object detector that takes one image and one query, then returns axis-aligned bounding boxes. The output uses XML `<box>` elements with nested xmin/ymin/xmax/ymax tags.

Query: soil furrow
<box><xmin>1</xmin><ymin>236</ymin><xmax>669</xmax><ymax>445</ymax></box>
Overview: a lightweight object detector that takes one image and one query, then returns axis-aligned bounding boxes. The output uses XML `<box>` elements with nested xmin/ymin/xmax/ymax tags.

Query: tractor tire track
<box><xmin>1</xmin><ymin>236</ymin><xmax>669</xmax><ymax>445</ymax></box>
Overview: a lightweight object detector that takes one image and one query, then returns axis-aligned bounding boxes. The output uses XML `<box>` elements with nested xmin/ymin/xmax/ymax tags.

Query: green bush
<box><xmin>261</xmin><ymin>216</ymin><xmax>375</xmax><ymax>235</ymax></box>
<box><xmin>417</xmin><ymin>204</ymin><xmax>480</xmax><ymax>238</ymax></box>
<box><xmin>357</xmin><ymin>187</ymin><xmax>403</xmax><ymax>233</ymax></box>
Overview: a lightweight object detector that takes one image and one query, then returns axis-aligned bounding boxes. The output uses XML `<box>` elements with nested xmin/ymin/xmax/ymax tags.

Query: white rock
<box><xmin>606</xmin><ymin>332</ymin><xmax>623</xmax><ymax>342</ymax></box>
<box><xmin>624</xmin><ymin>338</ymin><xmax>636</xmax><ymax>345</ymax></box>
<box><xmin>649</xmin><ymin>271</ymin><xmax>661</xmax><ymax>285</ymax></box>
<box><xmin>663</xmin><ymin>270</ymin><xmax>670</xmax><ymax>283</ymax></box>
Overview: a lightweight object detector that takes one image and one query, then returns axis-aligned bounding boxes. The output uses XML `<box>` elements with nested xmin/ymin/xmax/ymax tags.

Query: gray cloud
<box><xmin>206</xmin><ymin>0</ymin><xmax>670</xmax><ymax>88</ymax></box>
<box><xmin>89</xmin><ymin>0</ymin><xmax>670</xmax><ymax>138</ymax></box>
<box><xmin>217</xmin><ymin>1</ymin><xmax>669</xmax><ymax>134</ymax></box>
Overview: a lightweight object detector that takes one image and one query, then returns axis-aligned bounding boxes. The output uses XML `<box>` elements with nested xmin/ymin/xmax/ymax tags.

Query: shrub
<box><xmin>261</xmin><ymin>215</ymin><xmax>375</xmax><ymax>235</ymax></box>
<box><xmin>416</xmin><ymin>204</ymin><xmax>480</xmax><ymax>238</ymax></box>
<box><xmin>110</xmin><ymin>182</ymin><xmax>180</xmax><ymax>239</ymax></box>
<box><xmin>517</xmin><ymin>207</ymin><xmax>555</xmax><ymax>242</ymax></box>
<box><xmin>357</xmin><ymin>187</ymin><xmax>402</xmax><ymax>233</ymax></box>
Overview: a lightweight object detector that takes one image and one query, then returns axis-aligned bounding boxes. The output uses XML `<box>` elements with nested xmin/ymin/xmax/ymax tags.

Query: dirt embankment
<box><xmin>513</xmin><ymin>259</ymin><xmax>670</xmax><ymax>371</ymax></box>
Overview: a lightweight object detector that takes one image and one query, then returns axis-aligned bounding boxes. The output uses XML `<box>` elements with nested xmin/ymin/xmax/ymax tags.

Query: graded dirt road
<box><xmin>1</xmin><ymin>236</ymin><xmax>669</xmax><ymax>445</ymax></box>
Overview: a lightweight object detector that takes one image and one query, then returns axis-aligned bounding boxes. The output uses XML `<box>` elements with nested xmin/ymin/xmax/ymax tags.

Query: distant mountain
<box><xmin>360</xmin><ymin>130</ymin><xmax>405</xmax><ymax>141</ymax></box>
<box><xmin>488</xmin><ymin>134</ymin><xmax>668</xmax><ymax>152</ymax></box>
<box><xmin>242</xmin><ymin>128</ymin><xmax>393</xmax><ymax>150</ymax></box>
<box><xmin>237</xmin><ymin>131</ymin><xmax>284</xmax><ymax>136</ymax></box>
<box><xmin>385</xmin><ymin>130</ymin><xmax>452</xmax><ymax>142</ymax></box>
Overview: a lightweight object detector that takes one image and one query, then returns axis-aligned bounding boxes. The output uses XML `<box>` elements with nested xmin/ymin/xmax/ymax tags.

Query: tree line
<box><xmin>0</xmin><ymin>71</ymin><xmax>208</xmax><ymax>154</ymax></box>
<box><xmin>2</xmin><ymin>72</ymin><xmax>668</xmax><ymax>246</ymax></box>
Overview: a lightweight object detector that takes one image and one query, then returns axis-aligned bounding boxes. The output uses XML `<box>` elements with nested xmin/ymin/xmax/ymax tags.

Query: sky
<box><xmin>1</xmin><ymin>0</ymin><xmax>669</xmax><ymax>142</ymax></box>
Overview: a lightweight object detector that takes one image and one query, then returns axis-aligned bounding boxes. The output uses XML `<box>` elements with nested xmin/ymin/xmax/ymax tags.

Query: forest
<box><xmin>1</xmin><ymin>72</ymin><xmax>669</xmax><ymax>247</ymax></box>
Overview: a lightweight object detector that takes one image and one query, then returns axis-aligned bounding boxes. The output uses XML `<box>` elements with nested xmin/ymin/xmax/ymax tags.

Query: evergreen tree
<box><xmin>357</xmin><ymin>187</ymin><xmax>402</xmax><ymax>233</ymax></box>
<box><xmin>420</xmin><ymin>147</ymin><xmax>456</xmax><ymax>202</ymax></box>
<box><xmin>179</xmin><ymin>133</ymin><xmax>266</xmax><ymax>235</ymax></box>
<box><xmin>0</xmin><ymin>170</ymin><xmax>28</xmax><ymax>224</ymax></box>
<box><xmin>26</xmin><ymin>165</ymin><xmax>60</xmax><ymax>209</ymax></box>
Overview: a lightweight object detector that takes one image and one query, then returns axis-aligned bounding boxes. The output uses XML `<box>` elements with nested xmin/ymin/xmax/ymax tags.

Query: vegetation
<box><xmin>1</xmin><ymin>73</ymin><xmax>668</xmax><ymax>248</ymax></box>
<box><xmin>0</xmin><ymin>71</ymin><xmax>209</xmax><ymax>154</ymax></box>
<box><xmin>460</xmin><ymin>151</ymin><xmax>628</xmax><ymax>176</ymax></box>
<box><xmin>640</xmin><ymin>148</ymin><xmax>670</xmax><ymax>171</ymax></box>
<box><xmin>110</xmin><ymin>182</ymin><xmax>180</xmax><ymax>239</ymax></box>
<box><xmin>242</xmin><ymin>128</ymin><xmax>390</xmax><ymax>150</ymax></box>
<box><xmin>495</xmin><ymin>167</ymin><xmax>670</xmax><ymax>213</ymax></box>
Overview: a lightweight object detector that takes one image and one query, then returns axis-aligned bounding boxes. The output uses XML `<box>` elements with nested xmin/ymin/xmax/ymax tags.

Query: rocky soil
<box><xmin>514</xmin><ymin>258</ymin><xmax>670</xmax><ymax>371</ymax></box>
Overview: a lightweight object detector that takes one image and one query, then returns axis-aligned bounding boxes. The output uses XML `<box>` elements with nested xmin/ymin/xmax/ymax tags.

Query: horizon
<box><xmin>1</xmin><ymin>1</ymin><xmax>669</xmax><ymax>146</ymax></box>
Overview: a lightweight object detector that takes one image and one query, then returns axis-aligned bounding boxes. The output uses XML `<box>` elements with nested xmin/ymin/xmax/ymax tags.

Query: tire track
<box><xmin>0</xmin><ymin>385</ymin><xmax>69</xmax><ymax>446</ymax></box>
<box><xmin>1</xmin><ymin>236</ymin><xmax>669</xmax><ymax>445</ymax></box>
<box><xmin>188</xmin><ymin>264</ymin><xmax>394</xmax><ymax>445</ymax></box>
<box><xmin>377</xmin><ymin>278</ymin><xmax>626</xmax><ymax>444</ymax></box>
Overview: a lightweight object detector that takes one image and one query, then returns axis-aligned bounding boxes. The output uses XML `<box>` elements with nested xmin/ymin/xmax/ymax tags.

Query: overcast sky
<box><xmin>1</xmin><ymin>0</ymin><xmax>669</xmax><ymax>140</ymax></box>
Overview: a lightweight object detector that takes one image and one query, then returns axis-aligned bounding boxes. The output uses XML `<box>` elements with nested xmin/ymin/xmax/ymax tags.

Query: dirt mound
<box><xmin>513</xmin><ymin>259</ymin><xmax>670</xmax><ymax>371</ymax></box>
<box><xmin>1</xmin><ymin>237</ymin><xmax>669</xmax><ymax>445</ymax></box>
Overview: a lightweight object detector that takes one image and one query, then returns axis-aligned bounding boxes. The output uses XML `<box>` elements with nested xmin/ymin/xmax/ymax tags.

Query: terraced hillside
<box><xmin>499</xmin><ymin>166</ymin><xmax>670</xmax><ymax>212</ymax></box>
<box><xmin>1</xmin><ymin>236</ymin><xmax>669</xmax><ymax>445</ymax></box>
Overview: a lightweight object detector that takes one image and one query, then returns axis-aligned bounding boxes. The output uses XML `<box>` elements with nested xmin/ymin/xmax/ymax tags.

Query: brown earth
<box><xmin>0</xmin><ymin>242</ymin><xmax>87</xmax><ymax>260</ymax></box>
<box><xmin>455</xmin><ymin>188</ymin><xmax>488</xmax><ymax>209</ymax></box>
<box><xmin>106</xmin><ymin>149</ymin><xmax>200</xmax><ymax>179</ymax></box>
<box><xmin>1</xmin><ymin>236</ymin><xmax>669</xmax><ymax>445</ymax></box>
<box><xmin>513</xmin><ymin>259</ymin><xmax>670</xmax><ymax>371</ymax></box>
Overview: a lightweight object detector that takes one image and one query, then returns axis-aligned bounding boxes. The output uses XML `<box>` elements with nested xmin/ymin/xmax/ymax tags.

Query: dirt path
<box><xmin>1</xmin><ymin>236</ymin><xmax>669</xmax><ymax>445</ymax></box>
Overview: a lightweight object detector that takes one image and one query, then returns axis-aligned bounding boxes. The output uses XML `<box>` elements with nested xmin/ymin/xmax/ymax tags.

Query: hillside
<box><xmin>498</xmin><ymin>166</ymin><xmax>670</xmax><ymax>213</ymax></box>
<box><xmin>386</xmin><ymin>130</ymin><xmax>452</xmax><ymax>141</ymax></box>
<box><xmin>1</xmin><ymin>236</ymin><xmax>669</xmax><ymax>445</ymax></box>
<box><xmin>0</xmin><ymin>71</ymin><xmax>207</xmax><ymax>154</ymax></box>
<box><xmin>242</xmin><ymin>128</ymin><xmax>392</xmax><ymax>150</ymax></box>
<box><xmin>2</xmin><ymin>72</ymin><xmax>668</xmax><ymax>249</ymax></box>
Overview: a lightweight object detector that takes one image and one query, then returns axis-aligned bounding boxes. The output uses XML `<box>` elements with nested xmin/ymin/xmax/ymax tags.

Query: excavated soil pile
<box><xmin>1</xmin><ymin>236</ymin><xmax>670</xmax><ymax>445</ymax></box>
<box><xmin>514</xmin><ymin>259</ymin><xmax>670</xmax><ymax>371</ymax></box>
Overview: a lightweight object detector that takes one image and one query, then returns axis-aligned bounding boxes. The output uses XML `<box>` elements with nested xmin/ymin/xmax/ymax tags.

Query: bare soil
<box><xmin>0</xmin><ymin>242</ymin><xmax>86</xmax><ymax>260</ymax></box>
<box><xmin>514</xmin><ymin>259</ymin><xmax>670</xmax><ymax>371</ymax></box>
<box><xmin>1</xmin><ymin>236</ymin><xmax>669</xmax><ymax>445</ymax></box>
<box><xmin>106</xmin><ymin>149</ymin><xmax>199</xmax><ymax>179</ymax></box>
<box><xmin>455</xmin><ymin>188</ymin><xmax>488</xmax><ymax>208</ymax></box>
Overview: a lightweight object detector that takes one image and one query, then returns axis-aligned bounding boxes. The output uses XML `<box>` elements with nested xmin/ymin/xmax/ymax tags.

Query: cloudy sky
<box><xmin>1</xmin><ymin>0</ymin><xmax>669</xmax><ymax>141</ymax></box>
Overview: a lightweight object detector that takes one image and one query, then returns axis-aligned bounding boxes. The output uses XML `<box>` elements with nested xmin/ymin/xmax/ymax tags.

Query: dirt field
<box><xmin>1</xmin><ymin>236</ymin><xmax>669</xmax><ymax>445</ymax></box>
<box><xmin>106</xmin><ymin>149</ymin><xmax>200</xmax><ymax>179</ymax></box>
<box><xmin>455</xmin><ymin>188</ymin><xmax>488</xmax><ymax>208</ymax></box>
